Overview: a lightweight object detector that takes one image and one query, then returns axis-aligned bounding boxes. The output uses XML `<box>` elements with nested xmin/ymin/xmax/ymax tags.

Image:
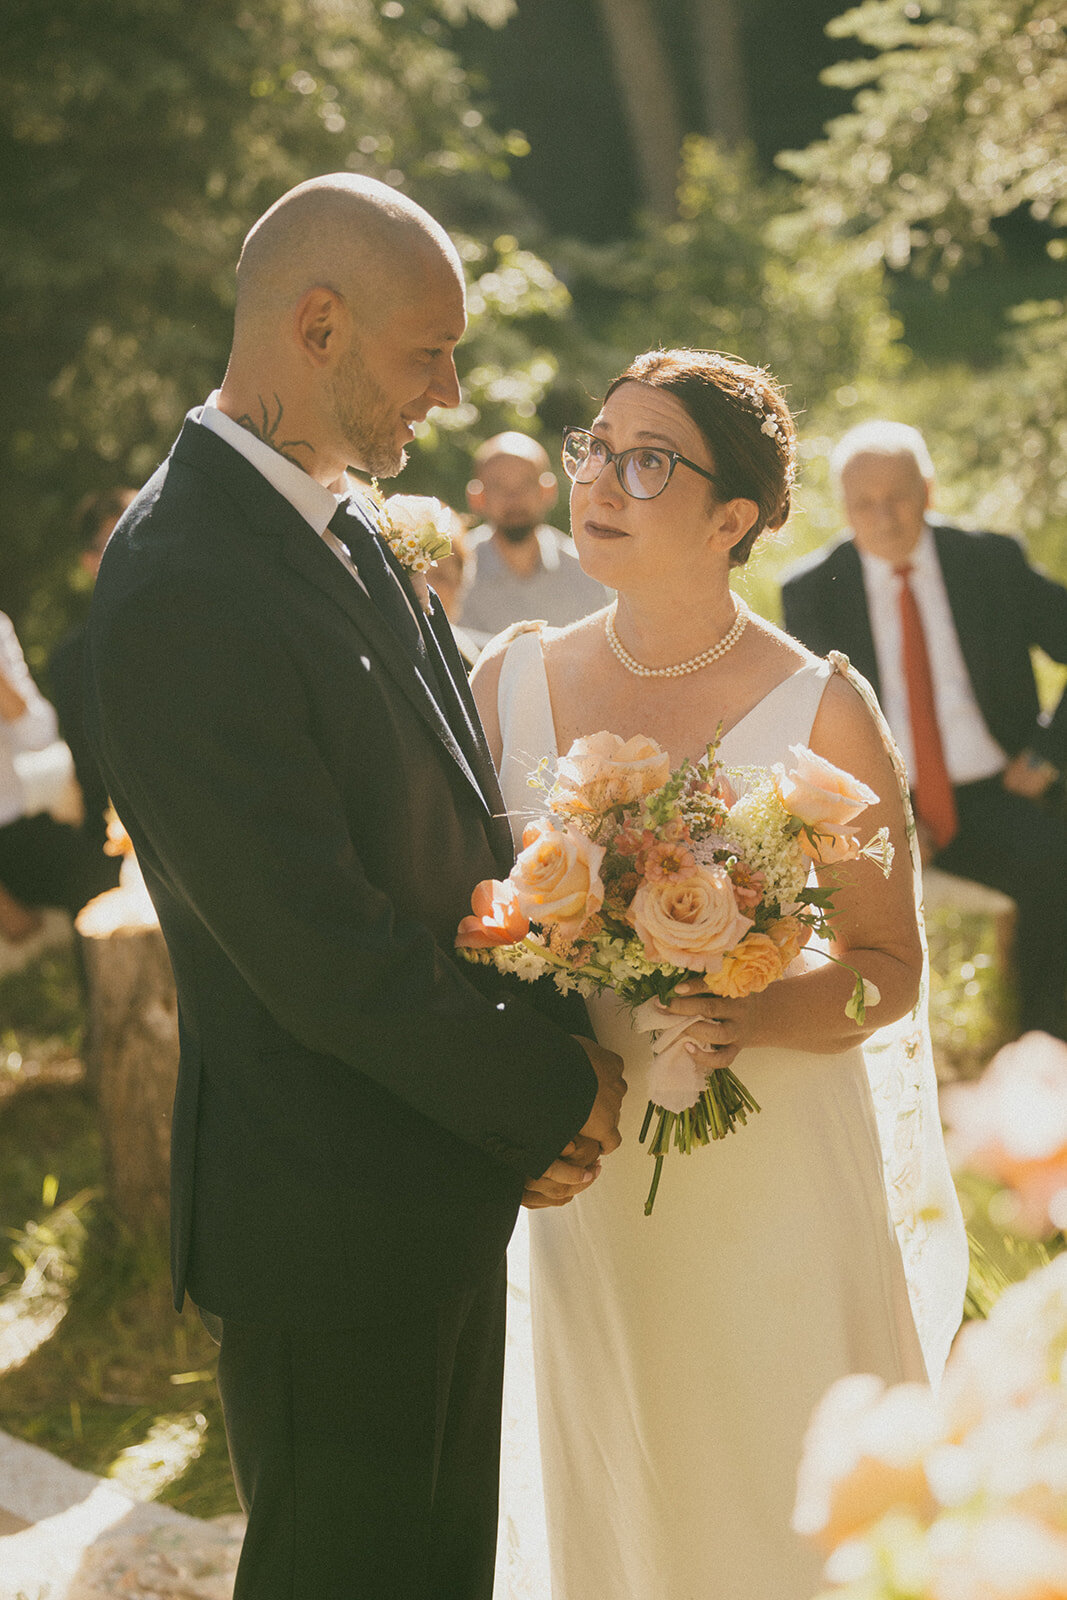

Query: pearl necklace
<box><xmin>605</xmin><ymin>600</ymin><xmax>748</xmax><ymax>679</ymax></box>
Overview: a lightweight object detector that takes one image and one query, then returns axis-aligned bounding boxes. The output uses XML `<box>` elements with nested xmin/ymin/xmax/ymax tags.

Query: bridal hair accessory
<box><xmin>713</xmin><ymin>361</ymin><xmax>797</xmax><ymax>491</ymax></box>
<box><xmin>456</xmin><ymin>728</ymin><xmax>891</xmax><ymax>1212</ymax></box>
<box><xmin>605</xmin><ymin>600</ymin><xmax>748</xmax><ymax>678</ymax></box>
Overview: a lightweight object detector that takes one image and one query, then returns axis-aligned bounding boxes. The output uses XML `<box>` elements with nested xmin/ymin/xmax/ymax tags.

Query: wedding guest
<box><xmin>0</xmin><ymin>610</ymin><xmax>86</xmax><ymax>932</ymax></box>
<box><xmin>459</xmin><ymin>431</ymin><xmax>610</xmax><ymax>646</ymax></box>
<box><xmin>782</xmin><ymin>419</ymin><xmax>1067</xmax><ymax>1038</ymax></box>
<box><xmin>85</xmin><ymin>174</ymin><xmax>624</xmax><ymax>1600</ymax></box>
<box><xmin>427</xmin><ymin>517</ymin><xmax>483</xmax><ymax>670</ymax></box>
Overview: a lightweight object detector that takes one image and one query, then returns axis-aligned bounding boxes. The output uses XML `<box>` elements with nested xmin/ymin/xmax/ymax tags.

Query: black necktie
<box><xmin>329</xmin><ymin>503</ymin><xmax>425</xmax><ymax>658</ymax></box>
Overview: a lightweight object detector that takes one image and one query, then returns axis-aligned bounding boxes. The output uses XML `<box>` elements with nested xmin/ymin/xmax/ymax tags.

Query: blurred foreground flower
<box><xmin>943</xmin><ymin>1031</ymin><xmax>1067</xmax><ymax>1237</ymax></box>
<box><xmin>794</xmin><ymin>1253</ymin><xmax>1067</xmax><ymax>1598</ymax></box>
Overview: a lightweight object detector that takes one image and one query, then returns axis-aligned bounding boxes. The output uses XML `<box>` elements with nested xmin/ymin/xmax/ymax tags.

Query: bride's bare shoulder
<box><xmin>744</xmin><ymin>608</ymin><xmax>820</xmax><ymax>671</ymax></box>
<box><xmin>539</xmin><ymin>608</ymin><xmax>611</xmax><ymax>673</ymax></box>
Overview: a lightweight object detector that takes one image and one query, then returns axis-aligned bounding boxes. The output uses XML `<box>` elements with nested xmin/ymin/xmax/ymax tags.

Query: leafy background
<box><xmin>1</xmin><ymin>0</ymin><xmax>1065</xmax><ymax>1526</ymax></box>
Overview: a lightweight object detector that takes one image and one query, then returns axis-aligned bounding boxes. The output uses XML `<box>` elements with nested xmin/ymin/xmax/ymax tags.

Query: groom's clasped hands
<box><xmin>521</xmin><ymin>1035</ymin><xmax>626</xmax><ymax>1209</ymax></box>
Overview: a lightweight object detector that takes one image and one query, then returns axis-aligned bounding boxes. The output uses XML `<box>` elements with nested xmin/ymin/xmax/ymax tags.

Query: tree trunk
<box><xmin>692</xmin><ymin>0</ymin><xmax>750</xmax><ymax>148</ymax></box>
<box><xmin>77</xmin><ymin>887</ymin><xmax>177</xmax><ymax>1231</ymax></box>
<box><xmin>590</xmin><ymin>0</ymin><xmax>684</xmax><ymax>219</ymax></box>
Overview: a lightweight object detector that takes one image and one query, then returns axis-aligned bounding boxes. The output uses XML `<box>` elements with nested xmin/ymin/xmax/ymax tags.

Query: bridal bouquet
<box><xmin>456</xmin><ymin>732</ymin><xmax>892</xmax><ymax>1213</ymax></box>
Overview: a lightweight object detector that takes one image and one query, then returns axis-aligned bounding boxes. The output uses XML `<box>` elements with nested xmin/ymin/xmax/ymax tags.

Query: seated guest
<box><xmin>781</xmin><ymin>419</ymin><xmax>1067</xmax><ymax>1039</ymax></box>
<box><xmin>0</xmin><ymin>610</ymin><xmax>90</xmax><ymax>932</ymax></box>
<box><xmin>459</xmin><ymin>432</ymin><xmax>610</xmax><ymax>646</ymax></box>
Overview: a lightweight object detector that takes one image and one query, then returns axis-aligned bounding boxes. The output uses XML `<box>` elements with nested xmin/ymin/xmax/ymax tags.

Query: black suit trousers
<box><xmin>934</xmin><ymin>776</ymin><xmax>1067</xmax><ymax>1038</ymax></box>
<box><xmin>215</xmin><ymin>1256</ymin><xmax>508</xmax><ymax>1600</ymax></box>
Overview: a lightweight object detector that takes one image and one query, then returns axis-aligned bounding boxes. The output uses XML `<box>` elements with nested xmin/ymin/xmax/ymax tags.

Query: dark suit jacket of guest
<box><xmin>84</xmin><ymin>413</ymin><xmax>596</xmax><ymax>1327</ymax></box>
<box><xmin>781</xmin><ymin>517</ymin><xmax>1067</xmax><ymax>769</ymax></box>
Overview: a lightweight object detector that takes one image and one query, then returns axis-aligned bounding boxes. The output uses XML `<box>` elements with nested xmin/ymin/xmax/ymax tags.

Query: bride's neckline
<box><xmin>537</xmin><ymin>647</ymin><xmax>821</xmax><ymax>763</ymax></box>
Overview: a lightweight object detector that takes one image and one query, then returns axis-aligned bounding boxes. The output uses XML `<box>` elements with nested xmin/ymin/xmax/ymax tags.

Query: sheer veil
<box><xmin>828</xmin><ymin>652</ymin><xmax>969</xmax><ymax>1382</ymax></box>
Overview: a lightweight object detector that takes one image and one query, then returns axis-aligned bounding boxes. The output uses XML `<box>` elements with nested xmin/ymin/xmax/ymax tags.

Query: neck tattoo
<box><xmin>235</xmin><ymin>393</ymin><xmax>314</xmax><ymax>470</ymax></box>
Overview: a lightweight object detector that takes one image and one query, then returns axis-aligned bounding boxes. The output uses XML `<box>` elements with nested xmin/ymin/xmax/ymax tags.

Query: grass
<box><xmin>0</xmin><ymin>944</ymin><xmax>239</xmax><ymax>1519</ymax></box>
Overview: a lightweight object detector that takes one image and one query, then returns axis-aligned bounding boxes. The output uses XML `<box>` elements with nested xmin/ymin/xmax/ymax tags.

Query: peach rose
<box><xmin>510</xmin><ymin>818</ymin><xmax>605</xmax><ymax>939</ymax></box>
<box><xmin>768</xmin><ymin>914</ymin><xmax>812</xmax><ymax>970</ymax></box>
<box><xmin>554</xmin><ymin>731</ymin><xmax>671</xmax><ymax>812</ymax></box>
<box><xmin>798</xmin><ymin>826</ymin><xmax>862</xmax><ymax>866</ymax></box>
<box><xmin>628</xmin><ymin>863</ymin><xmax>752</xmax><ymax>974</ymax></box>
<box><xmin>704</xmin><ymin>932</ymin><xmax>784</xmax><ymax>998</ymax></box>
<box><xmin>455</xmin><ymin>878</ymin><xmax>530</xmax><ymax>949</ymax></box>
<box><xmin>776</xmin><ymin>744</ymin><xmax>879</xmax><ymax>830</ymax></box>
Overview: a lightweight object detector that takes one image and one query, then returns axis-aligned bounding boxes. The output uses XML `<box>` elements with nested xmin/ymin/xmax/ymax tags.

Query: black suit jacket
<box><xmin>781</xmin><ymin>519</ymin><xmax>1067</xmax><ymax>769</ymax></box>
<box><xmin>84</xmin><ymin>414</ymin><xmax>596</xmax><ymax>1324</ymax></box>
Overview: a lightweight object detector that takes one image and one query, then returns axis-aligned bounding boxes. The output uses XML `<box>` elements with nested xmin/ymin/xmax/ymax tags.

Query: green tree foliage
<box><xmin>780</xmin><ymin>0</ymin><xmax>1067</xmax><ymax>544</ymax></box>
<box><xmin>0</xmin><ymin>0</ymin><xmax>575</xmax><ymax>653</ymax></box>
<box><xmin>558</xmin><ymin>136</ymin><xmax>903</xmax><ymax>424</ymax></box>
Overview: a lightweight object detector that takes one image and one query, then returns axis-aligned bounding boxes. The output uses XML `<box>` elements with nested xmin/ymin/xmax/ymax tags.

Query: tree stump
<box><xmin>76</xmin><ymin>870</ymin><xmax>177</xmax><ymax>1231</ymax></box>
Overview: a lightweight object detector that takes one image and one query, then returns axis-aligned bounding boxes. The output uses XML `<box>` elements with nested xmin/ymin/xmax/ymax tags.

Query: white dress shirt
<box><xmin>199</xmin><ymin>392</ymin><xmax>368</xmax><ymax>583</ymax></box>
<box><xmin>858</xmin><ymin>523</ymin><xmax>1006</xmax><ymax>786</ymax></box>
<box><xmin>197</xmin><ymin>395</ymin><xmax>422</xmax><ymax>620</ymax></box>
<box><xmin>0</xmin><ymin>612</ymin><xmax>60</xmax><ymax>827</ymax></box>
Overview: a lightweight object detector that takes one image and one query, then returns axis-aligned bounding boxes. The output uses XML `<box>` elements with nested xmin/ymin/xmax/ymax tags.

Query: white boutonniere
<box><xmin>368</xmin><ymin>482</ymin><xmax>455</xmax><ymax>575</ymax></box>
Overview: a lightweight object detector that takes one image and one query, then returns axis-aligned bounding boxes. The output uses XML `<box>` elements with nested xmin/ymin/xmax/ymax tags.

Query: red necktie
<box><xmin>894</xmin><ymin>564</ymin><xmax>958</xmax><ymax>850</ymax></box>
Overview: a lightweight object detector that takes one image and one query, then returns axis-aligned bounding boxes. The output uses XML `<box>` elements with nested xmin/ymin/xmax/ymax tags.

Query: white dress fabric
<box><xmin>493</xmin><ymin>627</ymin><xmax>966</xmax><ymax>1600</ymax></box>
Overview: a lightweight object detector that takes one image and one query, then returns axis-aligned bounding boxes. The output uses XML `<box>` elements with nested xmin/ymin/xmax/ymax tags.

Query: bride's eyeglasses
<box><xmin>561</xmin><ymin>426</ymin><xmax>720</xmax><ymax>502</ymax></box>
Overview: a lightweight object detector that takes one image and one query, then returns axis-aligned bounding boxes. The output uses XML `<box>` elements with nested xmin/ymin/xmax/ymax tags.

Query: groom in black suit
<box><xmin>84</xmin><ymin>174</ymin><xmax>624</xmax><ymax>1599</ymax></box>
<box><xmin>782</xmin><ymin>419</ymin><xmax>1067</xmax><ymax>1039</ymax></box>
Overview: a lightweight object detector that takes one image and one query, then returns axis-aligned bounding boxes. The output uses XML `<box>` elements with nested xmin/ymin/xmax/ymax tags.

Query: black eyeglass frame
<box><xmin>560</xmin><ymin>426</ymin><xmax>720</xmax><ymax>501</ymax></box>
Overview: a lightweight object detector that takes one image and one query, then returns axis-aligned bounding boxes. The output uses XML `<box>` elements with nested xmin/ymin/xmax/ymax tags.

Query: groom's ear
<box><xmin>295</xmin><ymin>286</ymin><xmax>348</xmax><ymax>368</ymax></box>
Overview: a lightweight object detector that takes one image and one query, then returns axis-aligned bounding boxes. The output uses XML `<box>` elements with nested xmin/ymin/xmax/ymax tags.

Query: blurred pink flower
<box><xmin>943</xmin><ymin>1031</ymin><xmax>1067</xmax><ymax>1237</ymax></box>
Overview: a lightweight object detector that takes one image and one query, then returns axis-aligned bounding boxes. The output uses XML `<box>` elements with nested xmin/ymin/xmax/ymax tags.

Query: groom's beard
<box><xmin>328</xmin><ymin>344</ymin><xmax>407</xmax><ymax>479</ymax></box>
<box><xmin>496</xmin><ymin>522</ymin><xmax>538</xmax><ymax>545</ymax></box>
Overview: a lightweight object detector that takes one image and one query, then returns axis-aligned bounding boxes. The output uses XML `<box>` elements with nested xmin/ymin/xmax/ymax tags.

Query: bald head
<box><xmin>467</xmin><ymin>431</ymin><xmax>557</xmax><ymax>542</ymax></box>
<box><xmin>234</xmin><ymin>173</ymin><xmax>462</xmax><ymax>340</ymax></box>
<box><xmin>473</xmin><ymin>432</ymin><xmax>552</xmax><ymax>477</ymax></box>
<box><xmin>217</xmin><ymin>174</ymin><xmax>466</xmax><ymax>486</ymax></box>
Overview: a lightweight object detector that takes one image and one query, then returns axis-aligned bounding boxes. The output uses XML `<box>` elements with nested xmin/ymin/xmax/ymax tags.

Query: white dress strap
<box><xmin>497</xmin><ymin>625</ymin><xmax>555</xmax><ymax>851</ymax></box>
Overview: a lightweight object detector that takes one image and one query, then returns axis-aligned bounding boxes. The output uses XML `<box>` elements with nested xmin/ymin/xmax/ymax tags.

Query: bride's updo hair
<box><xmin>604</xmin><ymin>349</ymin><xmax>797</xmax><ymax>566</ymax></box>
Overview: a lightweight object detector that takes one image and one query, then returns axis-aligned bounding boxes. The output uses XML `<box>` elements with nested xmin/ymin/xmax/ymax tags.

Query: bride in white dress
<box><xmin>472</xmin><ymin>349</ymin><xmax>968</xmax><ymax>1600</ymax></box>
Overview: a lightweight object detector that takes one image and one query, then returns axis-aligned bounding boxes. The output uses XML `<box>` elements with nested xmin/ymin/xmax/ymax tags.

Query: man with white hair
<box><xmin>782</xmin><ymin>418</ymin><xmax>1067</xmax><ymax>1040</ymax></box>
<box><xmin>85</xmin><ymin>174</ymin><xmax>624</xmax><ymax>1599</ymax></box>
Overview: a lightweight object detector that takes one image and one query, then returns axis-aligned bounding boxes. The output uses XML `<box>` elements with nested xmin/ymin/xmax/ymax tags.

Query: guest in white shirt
<box><xmin>782</xmin><ymin>420</ymin><xmax>1067</xmax><ymax>1039</ymax></box>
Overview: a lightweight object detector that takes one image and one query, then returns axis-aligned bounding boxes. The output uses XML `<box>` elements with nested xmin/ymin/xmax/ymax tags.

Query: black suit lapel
<box><xmin>932</xmin><ymin>523</ymin><xmax>989</xmax><ymax>705</ymax></box>
<box><xmin>422</xmin><ymin>597</ymin><xmax>516</xmax><ymax>873</ymax></box>
<box><xmin>280</xmin><ymin>529</ymin><xmax>499</xmax><ymax>823</ymax></box>
<box><xmin>830</xmin><ymin>542</ymin><xmax>881</xmax><ymax>697</ymax></box>
<box><xmin>172</xmin><ymin>417</ymin><xmax>501</xmax><ymax>830</ymax></box>
<box><xmin>367</xmin><ymin>521</ymin><xmax>514</xmax><ymax>872</ymax></box>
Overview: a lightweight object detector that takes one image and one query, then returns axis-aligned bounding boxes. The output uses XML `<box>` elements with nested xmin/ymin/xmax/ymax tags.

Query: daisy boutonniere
<box><xmin>367</xmin><ymin>481</ymin><xmax>455</xmax><ymax>576</ymax></box>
